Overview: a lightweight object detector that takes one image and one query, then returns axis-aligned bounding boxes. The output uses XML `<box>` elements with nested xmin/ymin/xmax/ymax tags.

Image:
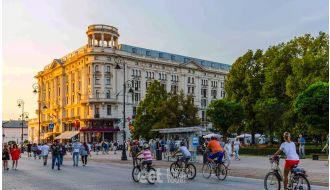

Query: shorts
<box><xmin>208</xmin><ymin>152</ymin><xmax>224</xmax><ymax>162</ymax></box>
<box><xmin>142</xmin><ymin>160</ymin><xmax>152</xmax><ymax>166</ymax></box>
<box><xmin>285</xmin><ymin>160</ymin><xmax>299</xmax><ymax>170</ymax></box>
<box><xmin>180</xmin><ymin>156</ymin><xmax>191</xmax><ymax>164</ymax></box>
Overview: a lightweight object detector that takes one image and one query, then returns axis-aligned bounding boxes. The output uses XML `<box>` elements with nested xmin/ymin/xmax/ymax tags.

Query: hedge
<box><xmin>239</xmin><ymin>147</ymin><xmax>323</xmax><ymax>156</ymax></box>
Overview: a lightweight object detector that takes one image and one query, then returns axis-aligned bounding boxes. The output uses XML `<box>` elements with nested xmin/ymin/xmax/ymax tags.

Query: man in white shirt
<box><xmin>72</xmin><ymin>140</ymin><xmax>81</xmax><ymax>167</ymax></box>
<box><xmin>41</xmin><ymin>143</ymin><xmax>50</xmax><ymax>166</ymax></box>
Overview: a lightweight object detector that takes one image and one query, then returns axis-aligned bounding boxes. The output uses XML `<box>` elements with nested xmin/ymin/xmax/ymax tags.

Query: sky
<box><xmin>2</xmin><ymin>0</ymin><xmax>329</xmax><ymax>120</ymax></box>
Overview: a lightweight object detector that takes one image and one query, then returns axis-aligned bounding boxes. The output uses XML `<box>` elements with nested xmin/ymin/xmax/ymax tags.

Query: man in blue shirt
<box><xmin>298</xmin><ymin>134</ymin><xmax>305</xmax><ymax>159</ymax></box>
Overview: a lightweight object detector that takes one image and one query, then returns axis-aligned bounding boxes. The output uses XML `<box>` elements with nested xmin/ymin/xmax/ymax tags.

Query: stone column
<box><xmin>92</xmin><ymin>34</ymin><xmax>95</xmax><ymax>47</ymax></box>
<box><xmin>111</xmin><ymin>36</ymin><xmax>114</xmax><ymax>48</ymax></box>
<box><xmin>101</xmin><ymin>33</ymin><xmax>104</xmax><ymax>47</ymax></box>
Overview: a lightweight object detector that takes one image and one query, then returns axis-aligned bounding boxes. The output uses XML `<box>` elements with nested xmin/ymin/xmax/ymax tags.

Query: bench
<box><xmin>311</xmin><ymin>153</ymin><xmax>328</xmax><ymax>160</ymax></box>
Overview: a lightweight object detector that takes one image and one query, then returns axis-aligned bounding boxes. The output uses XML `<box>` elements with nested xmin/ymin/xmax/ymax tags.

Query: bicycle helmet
<box><xmin>143</xmin><ymin>143</ymin><xmax>150</xmax><ymax>149</ymax></box>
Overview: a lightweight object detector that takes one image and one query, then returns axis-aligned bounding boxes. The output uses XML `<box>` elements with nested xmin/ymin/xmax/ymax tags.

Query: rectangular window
<box><xmin>96</xmin><ymin>90</ymin><xmax>100</xmax><ymax>98</ymax></box>
<box><xmin>107</xmin><ymin>105</ymin><xmax>111</xmax><ymax>115</ymax></box>
<box><xmin>72</xmin><ymin>83</ymin><xmax>75</xmax><ymax>92</ymax></box>
<box><xmin>134</xmin><ymin>93</ymin><xmax>140</xmax><ymax>102</ymax></box>
<box><xmin>106</xmin><ymin>66</ymin><xmax>110</xmax><ymax>72</ymax></box>
<box><xmin>106</xmin><ymin>90</ymin><xmax>110</xmax><ymax>99</ymax></box>
<box><xmin>95</xmin><ymin>106</ymin><xmax>99</xmax><ymax>114</ymax></box>
<box><xmin>95</xmin><ymin>78</ymin><xmax>100</xmax><ymax>85</ymax></box>
<box><xmin>146</xmin><ymin>51</ymin><xmax>151</xmax><ymax>56</ymax></box>
<box><xmin>132</xmin><ymin>48</ymin><xmax>137</xmax><ymax>54</ymax></box>
<box><xmin>159</xmin><ymin>53</ymin><xmax>164</xmax><ymax>58</ymax></box>
<box><xmin>106</xmin><ymin>77</ymin><xmax>110</xmax><ymax>85</ymax></box>
<box><xmin>171</xmin><ymin>55</ymin><xmax>175</xmax><ymax>61</ymax></box>
<box><xmin>133</xmin><ymin>107</ymin><xmax>137</xmax><ymax>116</ymax></box>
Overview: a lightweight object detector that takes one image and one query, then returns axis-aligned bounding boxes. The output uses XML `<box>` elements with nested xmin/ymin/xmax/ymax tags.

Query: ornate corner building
<box><xmin>33</xmin><ymin>24</ymin><xmax>230</xmax><ymax>143</ymax></box>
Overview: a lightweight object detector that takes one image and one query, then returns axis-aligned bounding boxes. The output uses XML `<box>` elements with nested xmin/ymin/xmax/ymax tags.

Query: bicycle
<box><xmin>132</xmin><ymin>157</ymin><xmax>157</xmax><ymax>184</ymax></box>
<box><xmin>202</xmin><ymin>157</ymin><xmax>227</xmax><ymax>180</ymax></box>
<box><xmin>264</xmin><ymin>155</ymin><xmax>310</xmax><ymax>190</ymax></box>
<box><xmin>169</xmin><ymin>155</ymin><xmax>197</xmax><ymax>180</ymax></box>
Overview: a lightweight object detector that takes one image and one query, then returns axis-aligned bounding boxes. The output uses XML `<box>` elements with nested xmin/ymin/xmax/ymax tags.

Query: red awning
<box><xmin>79</xmin><ymin>127</ymin><xmax>120</xmax><ymax>132</ymax></box>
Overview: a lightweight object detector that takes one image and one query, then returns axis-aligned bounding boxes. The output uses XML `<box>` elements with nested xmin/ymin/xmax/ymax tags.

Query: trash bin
<box><xmin>156</xmin><ymin>149</ymin><xmax>162</xmax><ymax>160</ymax></box>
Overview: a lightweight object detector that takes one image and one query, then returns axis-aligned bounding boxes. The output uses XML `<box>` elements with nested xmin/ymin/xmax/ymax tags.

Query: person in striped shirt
<box><xmin>136</xmin><ymin>143</ymin><xmax>153</xmax><ymax>166</ymax></box>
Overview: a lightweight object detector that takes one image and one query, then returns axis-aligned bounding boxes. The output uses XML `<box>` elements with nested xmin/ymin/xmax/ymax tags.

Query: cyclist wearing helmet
<box><xmin>172</xmin><ymin>141</ymin><xmax>191</xmax><ymax>167</ymax></box>
<box><xmin>136</xmin><ymin>143</ymin><xmax>153</xmax><ymax>166</ymax></box>
<box><xmin>272</xmin><ymin>132</ymin><xmax>299</xmax><ymax>190</ymax></box>
<box><xmin>207</xmin><ymin>136</ymin><xmax>224</xmax><ymax>163</ymax></box>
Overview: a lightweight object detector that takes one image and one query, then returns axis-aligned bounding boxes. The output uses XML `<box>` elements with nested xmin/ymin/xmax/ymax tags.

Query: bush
<box><xmin>240</xmin><ymin>147</ymin><xmax>323</xmax><ymax>156</ymax></box>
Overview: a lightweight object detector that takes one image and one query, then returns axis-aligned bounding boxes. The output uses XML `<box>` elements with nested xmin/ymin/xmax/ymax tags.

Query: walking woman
<box><xmin>80</xmin><ymin>142</ymin><xmax>90</xmax><ymax>166</ymax></box>
<box><xmin>10</xmin><ymin>144</ymin><xmax>20</xmax><ymax>170</ymax></box>
<box><xmin>2</xmin><ymin>144</ymin><xmax>10</xmax><ymax>171</ymax></box>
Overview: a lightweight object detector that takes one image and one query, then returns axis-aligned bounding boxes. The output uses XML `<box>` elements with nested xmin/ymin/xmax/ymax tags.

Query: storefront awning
<box><xmin>79</xmin><ymin>127</ymin><xmax>120</xmax><ymax>132</ymax></box>
<box><xmin>55</xmin><ymin>131</ymin><xmax>80</xmax><ymax>140</ymax></box>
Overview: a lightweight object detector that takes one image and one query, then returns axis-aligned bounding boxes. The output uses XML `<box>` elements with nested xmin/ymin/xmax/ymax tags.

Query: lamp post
<box><xmin>115</xmin><ymin>56</ymin><xmax>134</xmax><ymax>161</ymax></box>
<box><xmin>33</xmin><ymin>83</ymin><xmax>48</xmax><ymax>144</ymax></box>
<box><xmin>17</xmin><ymin>99</ymin><xmax>29</xmax><ymax>144</ymax></box>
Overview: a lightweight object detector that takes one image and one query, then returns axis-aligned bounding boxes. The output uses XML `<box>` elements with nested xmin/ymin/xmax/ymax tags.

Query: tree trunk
<box><xmin>223</xmin><ymin>130</ymin><xmax>228</xmax><ymax>142</ymax></box>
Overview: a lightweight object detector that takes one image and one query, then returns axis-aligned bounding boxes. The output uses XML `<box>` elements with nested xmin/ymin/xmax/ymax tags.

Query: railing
<box><xmin>88</xmin><ymin>25</ymin><xmax>118</xmax><ymax>33</ymax></box>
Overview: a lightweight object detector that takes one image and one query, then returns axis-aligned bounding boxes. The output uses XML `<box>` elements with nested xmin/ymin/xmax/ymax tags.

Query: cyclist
<box><xmin>135</xmin><ymin>143</ymin><xmax>153</xmax><ymax>167</ymax></box>
<box><xmin>207</xmin><ymin>136</ymin><xmax>224</xmax><ymax>163</ymax></box>
<box><xmin>271</xmin><ymin>132</ymin><xmax>299</xmax><ymax>190</ymax></box>
<box><xmin>172</xmin><ymin>141</ymin><xmax>191</xmax><ymax>167</ymax></box>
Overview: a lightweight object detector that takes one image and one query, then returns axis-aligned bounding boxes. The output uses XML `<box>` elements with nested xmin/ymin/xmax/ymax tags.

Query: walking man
<box><xmin>41</xmin><ymin>143</ymin><xmax>49</xmax><ymax>166</ymax></box>
<box><xmin>50</xmin><ymin>140</ymin><xmax>61</xmax><ymax>170</ymax></box>
<box><xmin>72</xmin><ymin>140</ymin><xmax>81</xmax><ymax>167</ymax></box>
<box><xmin>298</xmin><ymin>134</ymin><xmax>306</xmax><ymax>159</ymax></box>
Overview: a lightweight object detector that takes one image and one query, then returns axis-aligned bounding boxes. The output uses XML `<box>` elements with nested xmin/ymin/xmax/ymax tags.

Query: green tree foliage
<box><xmin>225</xmin><ymin>32</ymin><xmax>328</xmax><ymax>137</ymax></box>
<box><xmin>294</xmin><ymin>82</ymin><xmax>329</xmax><ymax>135</ymax></box>
<box><xmin>225</xmin><ymin>49</ymin><xmax>264</xmax><ymax>143</ymax></box>
<box><xmin>133</xmin><ymin>82</ymin><xmax>200</xmax><ymax>140</ymax></box>
<box><xmin>206</xmin><ymin>99</ymin><xmax>244</xmax><ymax>140</ymax></box>
<box><xmin>254</xmin><ymin>98</ymin><xmax>285</xmax><ymax>143</ymax></box>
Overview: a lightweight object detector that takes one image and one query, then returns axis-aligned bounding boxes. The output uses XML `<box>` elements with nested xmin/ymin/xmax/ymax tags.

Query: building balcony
<box><xmin>80</xmin><ymin>97</ymin><xmax>118</xmax><ymax>104</ymax></box>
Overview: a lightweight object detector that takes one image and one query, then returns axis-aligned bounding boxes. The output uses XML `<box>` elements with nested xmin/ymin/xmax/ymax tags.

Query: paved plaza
<box><xmin>2</xmin><ymin>152</ymin><xmax>329</xmax><ymax>190</ymax></box>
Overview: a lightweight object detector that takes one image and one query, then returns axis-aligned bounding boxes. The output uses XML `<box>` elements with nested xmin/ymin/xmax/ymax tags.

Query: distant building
<box><xmin>34</xmin><ymin>24</ymin><xmax>230</xmax><ymax>143</ymax></box>
<box><xmin>2</xmin><ymin>120</ymin><xmax>28</xmax><ymax>144</ymax></box>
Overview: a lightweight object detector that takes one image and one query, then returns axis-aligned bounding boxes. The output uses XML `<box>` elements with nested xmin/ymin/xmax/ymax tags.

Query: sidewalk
<box><xmin>59</xmin><ymin>150</ymin><xmax>329</xmax><ymax>186</ymax></box>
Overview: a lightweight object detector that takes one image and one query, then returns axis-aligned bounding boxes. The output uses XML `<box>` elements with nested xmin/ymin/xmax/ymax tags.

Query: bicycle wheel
<box><xmin>147</xmin><ymin>167</ymin><xmax>157</xmax><ymax>184</ymax></box>
<box><xmin>170</xmin><ymin>162</ymin><xmax>180</xmax><ymax>178</ymax></box>
<box><xmin>264</xmin><ymin>172</ymin><xmax>281</xmax><ymax>190</ymax></box>
<box><xmin>202</xmin><ymin>163</ymin><xmax>212</xmax><ymax>178</ymax></box>
<box><xmin>132</xmin><ymin>166</ymin><xmax>141</xmax><ymax>182</ymax></box>
<box><xmin>185</xmin><ymin>163</ymin><xmax>196</xmax><ymax>180</ymax></box>
<box><xmin>216</xmin><ymin>163</ymin><xmax>227</xmax><ymax>180</ymax></box>
<box><xmin>290</xmin><ymin>174</ymin><xmax>311</xmax><ymax>190</ymax></box>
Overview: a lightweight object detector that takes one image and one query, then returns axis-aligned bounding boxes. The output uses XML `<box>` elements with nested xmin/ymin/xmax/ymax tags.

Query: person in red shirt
<box><xmin>10</xmin><ymin>144</ymin><xmax>20</xmax><ymax>170</ymax></box>
<box><xmin>207</xmin><ymin>136</ymin><xmax>224</xmax><ymax>163</ymax></box>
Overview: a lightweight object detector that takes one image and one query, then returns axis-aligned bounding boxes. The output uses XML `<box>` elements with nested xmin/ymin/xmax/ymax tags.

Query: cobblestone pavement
<box><xmin>2</xmin><ymin>154</ymin><xmax>329</xmax><ymax>190</ymax></box>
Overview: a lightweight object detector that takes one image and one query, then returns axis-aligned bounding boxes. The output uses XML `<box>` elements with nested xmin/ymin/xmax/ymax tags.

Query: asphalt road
<box><xmin>2</xmin><ymin>157</ymin><xmax>328</xmax><ymax>190</ymax></box>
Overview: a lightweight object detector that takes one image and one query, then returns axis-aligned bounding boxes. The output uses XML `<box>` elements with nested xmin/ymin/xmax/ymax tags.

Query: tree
<box><xmin>206</xmin><ymin>99</ymin><xmax>244</xmax><ymax>140</ymax></box>
<box><xmin>225</xmin><ymin>49</ymin><xmax>264</xmax><ymax>143</ymax></box>
<box><xmin>294</xmin><ymin>82</ymin><xmax>329</xmax><ymax>135</ymax></box>
<box><xmin>132</xmin><ymin>80</ymin><xmax>167</xmax><ymax>139</ymax></box>
<box><xmin>253</xmin><ymin>98</ymin><xmax>285</xmax><ymax>143</ymax></box>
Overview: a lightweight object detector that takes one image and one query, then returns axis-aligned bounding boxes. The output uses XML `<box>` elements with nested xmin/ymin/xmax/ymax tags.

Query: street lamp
<box><xmin>17</xmin><ymin>99</ymin><xmax>29</xmax><ymax>144</ymax></box>
<box><xmin>33</xmin><ymin>83</ymin><xmax>48</xmax><ymax>144</ymax></box>
<box><xmin>115</xmin><ymin>56</ymin><xmax>134</xmax><ymax>161</ymax></box>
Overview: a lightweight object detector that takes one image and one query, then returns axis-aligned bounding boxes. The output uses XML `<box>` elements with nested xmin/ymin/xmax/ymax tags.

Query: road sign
<box><xmin>48</xmin><ymin>123</ymin><xmax>54</xmax><ymax>130</ymax></box>
<box><xmin>192</xmin><ymin>137</ymin><xmax>199</xmax><ymax>147</ymax></box>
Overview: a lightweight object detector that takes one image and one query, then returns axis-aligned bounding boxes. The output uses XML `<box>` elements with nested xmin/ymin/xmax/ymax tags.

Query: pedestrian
<box><xmin>72</xmin><ymin>140</ymin><xmax>81</xmax><ymax>167</ymax></box>
<box><xmin>32</xmin><ymin>143</ymin><xmax>38</xmax><ymax>159</ymax></box>
<box><xmin>298</xmin><ymin>134</ymin><xmax>306</xmax><ymax>159</ymax></box>
<box><xmin>2</xmin><ymin>144</ymin><xmax>10</xmax><ymax>171</ymax></box>
<box><xmin>41</xmin><ymin>143</ymin><xmax>50</xmax><ymax>166</ymax></box>
<box><xmin>131</xmin><ymin>140</ymin><xmax>140</xmax><ymax>166</ymax></box>
<box><xmin>234</xmin><ymin>138</ymin><xmax>241</xmax><ymax>160</ymax></box>
<box><xmin>87</xmin><ymin>142</ymin><xmax>92</xmax><ymax>157</ymax></box>
<box><xmin>224</xmin><ymin>140</ymin><xmax>232</xmax><ymax>168</ymax></box>
<box><xmin>27</xmin><ymin>142</ymin><xmax>32</xmax><ymax>157</ymax></box>
<box><xmin>50</xmin><ymin>140</ymin><xmax>62</xmax><ymax>170</ymax></box>
<box><xmin>322</xmin><ymin>134</ymin><xmax>329</xmax><ymax>166</ymax></box>
<box><xmin>59</xmin><ymin>143</ymin><xmax>66</xmax><ymax>166</ymax></box>
<box><xmin>80</xmin><ymin>142</ymin><xmax>90</xmax><ymax>166</ymax></box>
<box><xmin>96</xmin><ymin>142</ymin><xmax>101</xmax><ymax>155</ymax></box>
<box><xmin>37</xmin><ymin>144</ymin><xmax>42</xmax><ymax>159</ymax></box>
<box><xmin>10</xmin><ymin>144</ymin><xmax>20</xmax><ymax>170</ymax></box>
<box><xmin>101</xmin><ymin>141</ymin><xmax>106</xmax><ymax>155</ymax></box>
<box><xmin>114</xmin><ymin>141</ymin><xmax>118</xmax><ymax>154</ymax></box>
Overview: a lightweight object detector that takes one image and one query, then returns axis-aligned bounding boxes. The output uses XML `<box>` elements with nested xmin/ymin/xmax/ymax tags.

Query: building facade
<box><xmin>3</xmin><ymin>120</ymin><xmax>28</xmax><ymax>144</ymax></box>
<box><xmin>33</xmin><ymin>24</ymin><xmax>230</xmax><ymax>143</ymax></box>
